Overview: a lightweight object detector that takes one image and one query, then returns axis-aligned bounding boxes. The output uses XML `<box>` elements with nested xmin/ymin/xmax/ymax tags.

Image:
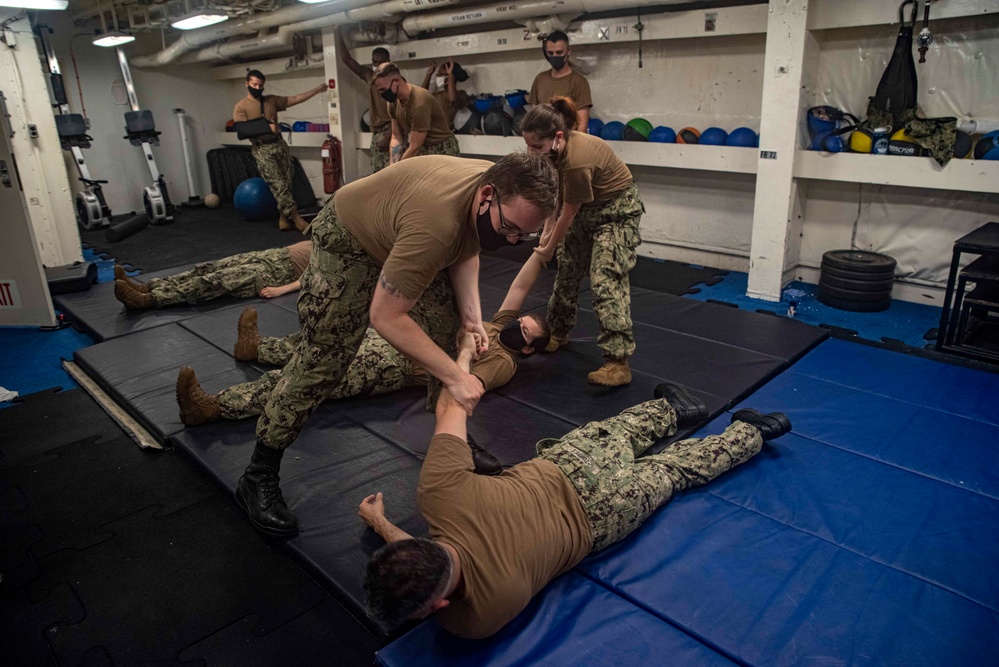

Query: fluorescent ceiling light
<box><xmin>0</xmin><ymin>0</ymin><xmax>69</xmax><ymax>9</ymax></box>
<box><xmin>171</xmin><ymin>9</ymin><xmax>228</xmax><ymax>31</ymax></box>
<box><xmin>92</xmin><ymin>31</ymin><xmax>135</xmax><ymax>47</ymax></box>
<box><xmin>297</xmin><ymin>0</ymin><xmax>333</xmax><ymax>3</ymax></box>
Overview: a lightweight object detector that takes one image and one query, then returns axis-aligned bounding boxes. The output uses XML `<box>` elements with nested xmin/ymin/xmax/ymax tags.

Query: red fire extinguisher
<box><xmin>322</xmin><ymin>134</ymin><xmax>343</xmax><ymax>194</ymax></box>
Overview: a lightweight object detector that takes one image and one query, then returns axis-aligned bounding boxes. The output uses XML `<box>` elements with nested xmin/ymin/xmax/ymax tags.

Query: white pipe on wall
<box><xmin>400</xmin><ymin>0</ymin><xmax>695</xmax><ymax>33</ymax></box>
<box><xmin>172</xmin><ymin>0</ymin><xmax>463</xmax><ymax>66</ymax></box>
<box><xmin>131</xmin><ymin>0</ymin><xmax>384</xmax><ymax>67</ymax></box>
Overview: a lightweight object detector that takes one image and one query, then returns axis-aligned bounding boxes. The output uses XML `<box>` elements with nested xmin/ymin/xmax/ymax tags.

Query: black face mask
<box><xmin>547</xmin><ymin>137</ymin><xmax>561</xmax><ymax>162</ymax></box>
<box><xmin>247</xmin><ymin>86</ymin><xmax>263</xmax><ymax>99</ymax></box>
<box><xmin>380</xmin><ymin>81</ymin><xmax>398</xmax><ymax>103</ymax></box>
<box><xmin>546</xmin><ymin>55</ymin><xmax>566</xmax><ymax>70</ymax></box>
<box><xmin>499</xmin><ymin>320</ymin><xmax>528</xmax><ymax>352</ymax></box>
<box><xmin>475</xmin><ymin>198</ymin><xmax>511</xmax><ymax>252</ymax></box>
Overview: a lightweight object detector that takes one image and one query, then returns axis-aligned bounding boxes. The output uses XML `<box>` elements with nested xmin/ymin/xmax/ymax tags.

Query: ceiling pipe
<box><xmin>131</xmin><ymin>0</ymin><xmax>386</xmax><ymax>67</ymax></box>
<box><xmin>401</xmin><ymin>0</ymin><xmax>695</xmax><ymax>34</ymax></box>
<box><xmin>169</xmin><ymin>0</ymin><xmax>462</xmax><ymax>66</ymax></box>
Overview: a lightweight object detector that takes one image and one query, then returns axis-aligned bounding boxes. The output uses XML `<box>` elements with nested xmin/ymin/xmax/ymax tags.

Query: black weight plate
<box><xmin>820</xmin><ymin>263</ymin><xmax>895</xmax><ymax>281</ymax></box>
<box><xmin>822</xmin><ymin>250</ymin><xmax>897</xmax><ymax>274</ymax></box>
<box><xmin>818</xmin><ymin>292</ymin><xmax>891</xmax><ymax>312</ymax></box>
<box><xmin>819</xmin><ymin>282</ymin><xmax>892</xmax><ymax>302</ymax></box>
<box><xmin>819</xmin><ymin>273</ymin><xmax>895</xmax><ymax>292</ymax></box>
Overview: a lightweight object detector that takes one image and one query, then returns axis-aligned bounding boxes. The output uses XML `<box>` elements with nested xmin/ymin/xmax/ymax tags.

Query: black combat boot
<box><xmin>730</xmin><ymin>409</ymin><xmax>792</xmax><ymax>441</ymax></box>
<box><xmin>466</xmin><ymin>433</ymin><xmax>503</xmax><ymax>476</ymax></box>
<box><xmin>654</xmin><ymin>383</ymin><xmax>708</xmax><ymax>428</ymax></box>
<box><xmin>235</xmin><ymin>442</ymin><xmax>299</xmax><ymax>538</ymax></box>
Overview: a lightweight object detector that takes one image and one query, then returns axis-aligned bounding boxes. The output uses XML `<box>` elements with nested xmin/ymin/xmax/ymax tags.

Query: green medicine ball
<box><xmin>624</xmin><ymin>118</ymin><xmax>653</xmax><ymax>141</ymax></box>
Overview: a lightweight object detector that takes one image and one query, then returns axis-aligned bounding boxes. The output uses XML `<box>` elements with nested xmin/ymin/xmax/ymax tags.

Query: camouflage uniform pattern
<box><xmin>218</xmin><ymin>328</ymin><xmax>416</xmax><ymax>420</ymax></box>
<box><xmin>547</xmin><ymin>183</ymin><xmax>644</xmax><ymax>360</ymax></box>
<box><xmin>148</xmin><ymin>247</ymin><xmax>295</xmax><ymax>307</ymax></box>
<box><xmin>539</xmin><ymin>399</ymin><xmax>762</xmax><ymax>552</ymax></box>
<box><xmin>371</xmin><ymin>124</ymin><xmax>392</xmax><ymax>173</ymax></box>
<box><xmin>865</xmin><ymin>106</ymin><xmax>958</xmax><ymax>167</ymax></box>
<box><xmin>259</xmin><ymin>333</ymin><xmax>298</xmax><ymax>366</ymax></box>
<box><xmin>416</xmin><ymin>134</ymin><xmax>461</xmax><ymax>157</ymax></box>
<box><xmin>255</xmin><ymin>203</ymin><xmax>458</xmax><ymax>450</ymax></box>
<box><xmin>251</xmin><ymin>135</ymin><xmax>296</xmax><ymax>215</ymax></box>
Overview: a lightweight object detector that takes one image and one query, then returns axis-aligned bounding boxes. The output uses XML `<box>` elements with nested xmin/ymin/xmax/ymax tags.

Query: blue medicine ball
<box><xmin>648</xmin><ymin>126</ymin><xmax>676</xmax><ymax>143</ymax></box>
<box><xmin>587</xmin><ymin>118</ymin><xmax>605</xmax><ymax>136</ymax></box>
<box><xmin>292</xmin><ymin>121</ymin><xmax>309</xmax><ymax>132</ymax></box>
<box><xmin>726</xmin><ymin>127</ymin><xmax>759</xmax><ymax>148</ymax></box>
<box><xmin>973</xmin><ymin>130</ymin><xmax>999</xmax><ymax>160</ymax></box>
<box><xmin>233</xmin><ymin>177</ymin><xmax>278</xmax><ymax>221</ymax></box>
<box><xmin>600</xmin><ymin>121</ymin><xmax>626</xmax><ymax>141</ymax></box>
<box><xmin>700</xmin><ymin>127</ymin><xmax>729</xmax><ymax>146</ymax></box>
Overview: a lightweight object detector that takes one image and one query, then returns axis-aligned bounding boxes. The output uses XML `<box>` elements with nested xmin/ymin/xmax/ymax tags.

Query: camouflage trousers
<box><xmin>539</xmin><ymin>399</ymin><xmax>762</xmax><ymax>552</ymax></box>
<box><xmin>415</xmin><ymin>134</ymin><xmax>461</xmax><ymax>157</ymax></box>
<box><xmin>251</xmin><ymin>136</ymin><xmax>296</xmax><ymax>216</ymax></box>
<box><xmin>218</xmin><ymin>328</ymin><xmax>418</xmax><ymax>420</ymax></box>
<box><xmin>255</xmin><ymin>202</ymin><xmax>458</xmax><ymax>449</ymax></box>
<box><xmin>371</xmin><ymin>124</ymin><xmax>391</xmax><ymax>173</ymax></box>
<box><xmin>148</xmin><ymin>247</ymin><xmax>295</xmax><ymax>307</ymax></box>
<box><xmin>548</xmin><ymin>183</ymin><xmax>644</xmax><ymax>360</ymax></box>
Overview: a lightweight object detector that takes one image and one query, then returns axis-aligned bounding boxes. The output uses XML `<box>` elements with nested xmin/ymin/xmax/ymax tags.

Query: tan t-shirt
<box><xmin>286</xmin><ymin>240</ymin><xmax>312</xmax><ymax>279</ymax></box>
<box><xmin>528</xmin><ymin>69</ymin><xmax>593</xmax><ymax>109</ymax></box>
<box><xmin>470</xmin><ymin>310</ymin><xmax>519</xmax><ymax>391</ymax></box>
<box><xmin>333</xmin><ymin>156</ymin><xmax>488</xmax><ymax>299</ymax></box>
<box><xmin>418</xmin><ymin>433</ymin><xmax>593</xmax><ymax>639</ymax></box>
<box><xmin>367</xmin><ymin>76</ymin><xmax>392</xmax><ymax>130</ymax></box>
<box><xmin>389</xmin><ymin>85</ymin><xmax>454</xmax><ymax>146</ymax></box>
<box><xmin>560</xmin><ymin>131</ymin><xmax>632</xmax><ymax>205</ymax></box>
<box><xmin>233</xmin><ymin>94</ymin><xmax>289</xmax><ymax>126</ymax></box>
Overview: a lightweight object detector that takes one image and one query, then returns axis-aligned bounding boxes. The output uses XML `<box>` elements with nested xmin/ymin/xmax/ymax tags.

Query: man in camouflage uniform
<box><xmin>232</xmin><ymin>153</ymin><xmax>560</xmax><ymax>539</ymax></box>
<box><xmin>374</xmin><ymin>62</ymin><xmax>461</xmax><ymax>163</ymax></box>
<box><xmin>234</xmin><ymin>70</ymin><xmax>327</xmax><ymax>231</ymax></box>
<box><xmin>176</xmin><ymin>251</ymin><xmax>551</xmax><ymax>425</ymax></box>
<box><xmin>358</xmin><ymin>335</ymin><xmax>792</xmax><ymax>637</ymax></box>
<box><xmin>112</xmin><ymin>241</ymin><xmax>310</xmax><ymax>310</ymax></box>
<box><xmin>334</xmin><ymin>27</ymin><xmax>392</xmax><ymax>173</ymax></box>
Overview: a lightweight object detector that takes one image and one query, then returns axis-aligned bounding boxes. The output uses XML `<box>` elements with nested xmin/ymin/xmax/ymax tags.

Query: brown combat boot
<box><xmin>544</xmin><ymin>334</ymin><xmax>569</xmax><ymax>353</ymax></box>
<box><xmin>114</xmin><ymin>265</ymin><xmax>151</xmax><ymax>293</ymax></box>
<box><xmin>278</xmin><ymin>213</ymin><xmax>294</xmax><ymax>231</ymax></box>
<box><xmin>587</xmin><ymin>359</ymin><xmax>632</xmax><ymax>387</ymax></box>
<box><xmin>176</xmin><ymin>366</ymin><xmax>221</xmax><ymax>426</ymax></box>
<box><xmin>291</xmin><ymin>210</ymin><xmax>310</xmax><ymax>234</ymax></box>
<box><xmin>114</xmin><ymin>279</ymin><xmax>153</xmax><ymax>310</ymax></box>
<box><xmin>233</xmin><ymin>307</ymin><xmax>260</xmax><ymax>361</ymax></box>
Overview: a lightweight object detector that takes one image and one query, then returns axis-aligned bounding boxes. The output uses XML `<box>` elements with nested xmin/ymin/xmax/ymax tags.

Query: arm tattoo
<box><xmin>379</xmin><ymin>272</ymin><xmax>406</xmax><ymax>299</ymax></box>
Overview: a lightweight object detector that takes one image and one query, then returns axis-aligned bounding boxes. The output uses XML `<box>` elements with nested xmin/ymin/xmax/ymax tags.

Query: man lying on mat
<box><xmin>358</xmin><ymin>333</ymin><xmax>791</xmax><ymax>638</ymax></box>
<box><xmin>112</xmin><ymin>241</ymin><xmax>310</xmax><ymax>310</ymax></box>
<box><xmin>174</xmin><ymin>252</ymin><xmax>552</xmax><ymax>475</ymax></box>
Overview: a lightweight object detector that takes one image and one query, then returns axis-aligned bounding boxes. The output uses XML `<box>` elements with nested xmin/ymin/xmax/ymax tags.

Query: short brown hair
<box><xmin>372</xmin><ymin>62</ymin><xmax>401</xmax><ymax>80</ymax></box>
<box><xmin>524</xmin><ymin>312</ymin><xmax>551</xmax><ymax>352</ymax></box>
<box><xmin>481</xmin><ymin>152</ymin><xmax>559</xmax><ymax>219</ymax></box>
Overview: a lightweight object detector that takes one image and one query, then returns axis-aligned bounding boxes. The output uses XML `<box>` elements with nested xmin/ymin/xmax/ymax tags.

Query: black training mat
<box><xmin>79</xmin><ymin>204</ymin><xmax>301</xmax><ymax>273</ymax></box>
<box><xmin>74</xmin><ymin>324</ymin><xmax>262</xmax><ymax>443</ymax></box>
<box><xmin>169</xmin><ymin>407</ymin><xmax>429</xmax><ymax>640</ymax></box>
<box><xmin>0</xmin><ymin>388</ymin><xmax>379</xmax><ymax>666</ymax></box>
<box><xmin>178</xmin><ymin>300</ymin><xmax>301</xmax><ymax>371</ymax></box>
<box><xmin>628</xmin><ymin>255</ymin><xmax>729</xmax><ymax>295</ymax></box>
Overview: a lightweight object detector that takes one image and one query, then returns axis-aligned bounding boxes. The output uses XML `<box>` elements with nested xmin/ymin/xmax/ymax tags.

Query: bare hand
<box><xmin>318</xmin><ymin>83</ymin><xmax>329</xmax><ymax>93</ymax></box>
<box><xmin>427</xmin><ymin>60</ymin><xmax>437</xmax><ymax>74</ymax></box>
<box><xmin>445</xmin><ymin>59</ymin><xmax>454</xmax><ymax>75</ymax></box>
<box><xmin>260</xmin><ymin>286</ymin><xmax>283</xmax><ymax>298</ymax></box>
<box><xmin>457</xmin><ymin>331</ymin><xmax>479</xmax><ymax>361</ymax></box>
<box><xmin>358</xmin><ymin>492</ymin><xmax>386</xmax><ymax>529</ymax></box>
<box><xmin>464</xmin><ymin>321</ymin><xmax>489</xmax><ymax>355</ymax></box>
<box><xmin>446</xmin><ymin>370</ymin><xmax>484</xmax><ymax>415</ymax></box>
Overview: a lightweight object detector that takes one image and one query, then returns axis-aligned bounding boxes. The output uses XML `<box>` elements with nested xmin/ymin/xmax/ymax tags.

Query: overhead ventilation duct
<box><xmin>400</xmin><ymin>0</ymin><xmax>697</xmax><ymax>34</ymax></box>
<box><xmin>134</xmin><ymin>0</ymin><xmax>463</xmax><ymax>67</ymax></box>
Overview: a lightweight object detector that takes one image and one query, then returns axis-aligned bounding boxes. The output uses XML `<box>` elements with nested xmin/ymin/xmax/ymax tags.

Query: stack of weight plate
<box><xmin>818</xmin><ymin>250</ymin><xmax>897</xmax><ymax>312</ymax></box>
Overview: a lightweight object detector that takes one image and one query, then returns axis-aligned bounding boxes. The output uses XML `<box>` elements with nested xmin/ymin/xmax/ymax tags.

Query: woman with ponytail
<box><xmin>521</xmin><ymin>96</ymin><xmax>644</xmax><ymax>387</ymax></box>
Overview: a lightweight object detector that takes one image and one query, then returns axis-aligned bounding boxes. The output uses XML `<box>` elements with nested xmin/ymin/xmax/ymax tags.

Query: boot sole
<box><xmin>234</xmin><ymin>483</ymin><xmax>299</xmax><ymax>539</ymax></box>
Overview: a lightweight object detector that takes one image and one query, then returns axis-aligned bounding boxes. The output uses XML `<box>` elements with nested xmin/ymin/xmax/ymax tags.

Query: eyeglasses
<box><xmin>491</xmin><ymin>185</ymin><xmax>541</xmax><ymax>241</ymax></box>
